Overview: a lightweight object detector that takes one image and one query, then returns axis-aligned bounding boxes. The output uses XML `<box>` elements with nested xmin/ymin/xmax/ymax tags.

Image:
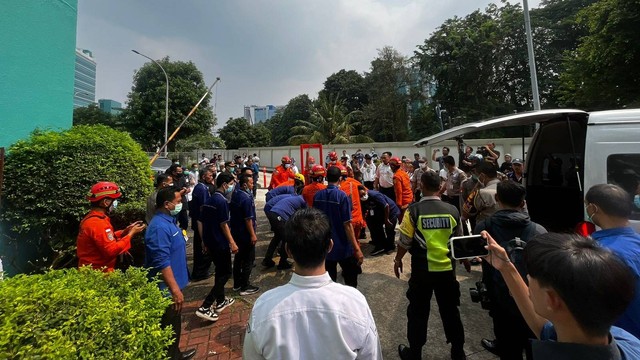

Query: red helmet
<box><xmin>389</xmin><ymin>156</ymin><xmax>402</xmax><ymax>165</ymax></box>
<box><xmin>87</xmin><ymin>181</ymin><xmax>121</xmax><ymax>202</ymax></box>
<box><xmin>328</xmin><ymin>151</ymin><xmax>338</xmax><ymax>161</ymax></box>
<box><xmin>336</xmin><ymin>164</ymin><xmax>348</xmax><ymax>176</ymax></box>
<box><xmin>281</xmin><ymin>156</ymin><xmax>292</xmax><ymax>164</ymax></box>
<box><xmin>310</xmin><ymin>164</ymin><xmax>326</xmax><ymax>178</ymax></box>
<box><xmin>307</xmin><ymin>156</ymin><xmax>315</xmax><ymax>164</ymax></box>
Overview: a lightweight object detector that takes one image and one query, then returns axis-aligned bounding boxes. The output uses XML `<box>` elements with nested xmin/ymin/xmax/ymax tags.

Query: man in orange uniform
<box><xmin>390</xmin><ymin>157</ymin><xmax>413</xmax><ymax>221</ymax></box>
<box><xmin>77</xmin><ymin>181</ymin><xmax>146</xmax><ymax>272</ymax></box>
<box><xmin>269</xmin><ymin>156</ymin><xmax>296</xmax><ymax>190</ymax></box>
<box><xmin>326</xmin><ymin>151</ymin><xmax>339</xmax><ymax>169</ymax></box>
<box><xmin>302</xmin><ymin>165</ymin><xmax>327</xmax><ymax>207</ymax></box>
<box><xmin>276</xmin><ymin>173</ymin><xmax>305</xmax><ymax>189</ymax></box>
<box><xmin>338</xmin><ymin>165</ymin><xmax>366</xmax><ymax>243</ymax></box>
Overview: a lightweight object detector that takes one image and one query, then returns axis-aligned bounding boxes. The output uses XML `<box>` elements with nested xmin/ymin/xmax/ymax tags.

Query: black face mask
<box><xmin>175</xmin><ymin>173</ymin><xmax>184</xmax><ymax>178</ymax></box>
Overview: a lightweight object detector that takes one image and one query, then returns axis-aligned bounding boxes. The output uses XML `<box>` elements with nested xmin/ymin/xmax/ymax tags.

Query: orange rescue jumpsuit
<box><xmin>340</xmin><ymin>177</ymin><xmax>366</xmax><ymax>240</ymax></box>
<box><xmin>393</xmin><ymin>169</ymin><xmax>414</xmax><ymax>220</ymax></box>
<box><xmin>302</xmin><ymin>182</ymin><xmax>327</xmax><ymax>207</ymax></box>
<box><xmin>76</xmin><ymin>210</ymin><xmax>132</xmax><ymax>272</ymax></box>
<box><xmin>269</xmin><ymin>165</ymin><xmax>295</xmax><ymax>190</ymax></box>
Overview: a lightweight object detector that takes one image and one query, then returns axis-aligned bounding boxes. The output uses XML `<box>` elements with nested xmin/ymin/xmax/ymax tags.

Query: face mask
<box><xmin>635</xmin><ymin>195</ymin><xmax>640</xmax><ymax>209</ymax></box>
<box><xmin>175</xmin><ymin>173</ymin><xmax>183</xmax><ymax>178</ymax></box>
<box><xmin>111</xmin><ymin>200</ymin><xmax>119</xmax><ymax>209</ymax></box>
<box><xmin>225</xmin><ymin>184</ymin><xmax>235</xmax><ymax>194</ymax></box>
<box><xmin>284</xmin><ymin>164</ymin><xmax>291</xmax><ymax>169</ymax></box>
<box><xmin>585</xmin><ymin>204</ymin><xmax>597</xmax><ymax>223</ymax></box>
<box><xmin>229</xmin><ymin>167</ymin><xmax>236</xmax><ymax>174</ymax></box>
<box><xmin>360</xmin><ymin>194</ymin><xmax>369</xmax><ymax>202</ymax></box>
<box><xmin>170</xmin><ymin>203</ymin><xmax>182</xmax><ymax>216</ymax></box>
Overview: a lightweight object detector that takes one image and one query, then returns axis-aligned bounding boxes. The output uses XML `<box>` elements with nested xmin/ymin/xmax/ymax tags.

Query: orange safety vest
<box><xmin>76</xmin><ymin>210</ymin><xmax>132</xmax><ymax>272</ymax></box>
<box><xmin>269</xmin><ymin>165</ymin><xmax>295</xmax><ymax>189</ymax></box>
<box><xmin>340</xmin><ymin>177</ymin><xmax>365</xmax><ymax>226</ymax></box>
<box><xmin>302</xmin><ymin>182</ymin><xmax>327</xmax><ymax>207</ymax></box>
<box><xmin>393</xmin><ymin>169</ymin><xmax>414</xmax><ymax>208</ymax></box>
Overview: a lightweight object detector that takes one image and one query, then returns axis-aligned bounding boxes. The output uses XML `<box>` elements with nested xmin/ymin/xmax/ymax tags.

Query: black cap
<box><xmin>364</xmin><ymin>154</ymin><xmax>372</xmax><ymax>159</ymax></box>
<box><xmin>513</xmin><ymin>158</ymin><xmax>524</xmax><ymax>164</ymax></box>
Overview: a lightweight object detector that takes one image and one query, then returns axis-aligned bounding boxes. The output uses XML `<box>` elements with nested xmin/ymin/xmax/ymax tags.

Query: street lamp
<box><xmin>522</xmin><ymin>0</ymin><xmax>541</xmax><ymax>111</ymax></box>
<box><xmin>132</xmin><ymin>49</ymin><xmax>169</xmax><ymax>156</ymax></box>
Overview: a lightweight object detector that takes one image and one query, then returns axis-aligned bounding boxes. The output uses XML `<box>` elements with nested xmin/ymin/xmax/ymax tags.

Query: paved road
<box><xmin>183</xmin><ymin>182</ymin><xmax>498</xmax><ymax>359</ymax></box>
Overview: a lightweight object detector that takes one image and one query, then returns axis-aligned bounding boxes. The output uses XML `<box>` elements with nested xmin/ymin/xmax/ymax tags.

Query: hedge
<box><xmin>0</xmin><ymin>267</ymin><xmax>173</xmax><ymax>359</ymax></box>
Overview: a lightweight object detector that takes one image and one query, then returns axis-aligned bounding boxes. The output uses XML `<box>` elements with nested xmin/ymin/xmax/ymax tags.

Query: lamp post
<box><xmin>523</xmin><ymin>0</ymin><xmax>541</xmax><ymax>111</ymax></box>
<box><xmin>132</xmin><ymin>49</ymin><xmax>169</xmax><ymax>156</ymax></box>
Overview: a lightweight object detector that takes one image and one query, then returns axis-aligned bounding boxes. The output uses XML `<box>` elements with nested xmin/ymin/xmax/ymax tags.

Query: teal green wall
<box><xmin>0</xmin><ymin>0</ymin><xmax>78</xmax><ymax>149</ymax></box>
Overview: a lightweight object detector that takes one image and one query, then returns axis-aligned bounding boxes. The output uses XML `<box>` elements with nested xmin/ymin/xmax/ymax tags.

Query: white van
<box><xmin>414</xmin><ymin>109</ymin><xmax>640</xmax><ymax>232</ymax></box>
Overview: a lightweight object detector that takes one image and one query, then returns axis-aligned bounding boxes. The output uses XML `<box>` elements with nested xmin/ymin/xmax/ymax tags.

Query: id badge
<box><xmin>369</xmin><ymin>209</ymin><xmax>374</xmax><ymax>216</ymax></box>
<box><xmin>182</xmin><ymin>229</ymin><xmax>189</xmax><ymax>242</ymax></box>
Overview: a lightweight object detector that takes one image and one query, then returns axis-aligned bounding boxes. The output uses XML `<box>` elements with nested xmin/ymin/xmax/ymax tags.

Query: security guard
<box><xmin>394</xmin><ymin>171</ymin><xmax>466</xmax><ymax>360</ymax></box>
<box><xmin>77</xmin><ymin>181</ymin><xmax>146</xmax><ymax>271</ymax></box>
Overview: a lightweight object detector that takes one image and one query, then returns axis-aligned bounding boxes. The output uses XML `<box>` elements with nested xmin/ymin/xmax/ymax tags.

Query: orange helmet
<box><xmin>87</xmin><ymin>182</ymin><xmax>121</xmax><ymax>202</ymax></box>
<box><xmin>389</xmin><ymin>156</ymin><xmax>402</xmax><ymax>165</ymax></box>
<box><xmin>310</xmin><ymin>164</ymin><xmax>326</xmax><ymax>178</ymax></box>
<box><xmin>281</xmin><ymin>156</ymin><xmax>292</xmax><ymax>164</ymax></box>
<box><xmin>336</xmin><ymin>164</ymin><xmax>348</xmax><ymax>176</ymax></box>
<box><xmin>328</xmin><ymin>151</ymin><xmax>338</xmax><ymax>161</ymax></box>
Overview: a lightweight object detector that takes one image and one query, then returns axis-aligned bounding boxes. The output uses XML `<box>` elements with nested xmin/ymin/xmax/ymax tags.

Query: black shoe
<box><xmin>180</xmin><ymin>349</ymin><xmax>197</xmax><ymax>359</ymax></box>
<box><xmin>481</xmin><ymin>338</ymin><xmax>499</xmax><ymax>356</ymax></box>
<box><xmin>451</xmin><ymin>346</ymin><xmax>466</xmax><ymax>360</ymax></box>
<box><xmin>398</xmin><ymin>344</ymin><xmax>412</xmax><ymax>360</ymax></box>
<box><xmin>191</xmin><ymin>272</ymin><xmax>213</xmax><ymax>282</ymax></box>
<box><xmin>261</xmin><ymin>259</ymin><xmax>275</xmax><ymax>268</ymax></box>
<box><xmin>385</xmin><ymin>246</ymin><xmax>396</xmax><ymax>253</ymax></box>
<box><xmin>276</xmin><ymin>262</ymin><xmax>292</xmax><ymax>270</ymax></box>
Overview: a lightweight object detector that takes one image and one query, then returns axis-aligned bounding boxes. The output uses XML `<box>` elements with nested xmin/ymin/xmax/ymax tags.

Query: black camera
<box><xmin>469</xmin><ymin>281</ymin><xmax>491</xmax><ymax>310</ymax></box>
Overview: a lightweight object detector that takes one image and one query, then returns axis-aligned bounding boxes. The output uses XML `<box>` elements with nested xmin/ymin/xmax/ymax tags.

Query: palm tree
<box><xmin>288</xmin><ymin>94</ymin><xmax>372</xmax><ymax>145</ymax></box>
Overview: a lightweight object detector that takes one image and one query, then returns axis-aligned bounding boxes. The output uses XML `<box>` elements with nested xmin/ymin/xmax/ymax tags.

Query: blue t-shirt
<box><xmin>313</xmin><ymin>185</ymin><xmax>353</xmax><ymax>261</ymax></box>
<box><xmin>592</xmin><ymin>227</ymin><xmax>640</xmax><ymax>339</ymax></box>
<box><xmin>537</xmin><ymin>322</ymin><xmax>640</xmax><ymax>359</ymax></box>
<box><xmin>269</xmin><ymin>195</ymin><xmax>306</xmax><ymax>221</ymax></box>
<box><xmin>189</xmin><ymin>182</ymin><xmax>210</xmax><ymax>222</ymax></box>
<box><xmin>266</xmin><ymin>185</ymin><xmax>295</xmax><ymax>202</ymax></box>
<box><xmin>200</xmin><ymin>191</ymin><xmax>231</xmax><ymax>250</ymax></box>
<box><xmin>230</xmin><ymin>189</ymin><xmax>256</xmax><ymax>244</ymax></box>
<box><xmin>144</xmin><ymin>213</ymin><xmax>189</xmax><ymax>292</ymax></box>
<box><xmin>364</xmin><ymin>190</ymin><xmax>400</xmax><ymax>221</ymax></box>
<box><xmin>264</xmin><ymin>193</ymin><xmax>296</xmax><ymax>214</ymax></box>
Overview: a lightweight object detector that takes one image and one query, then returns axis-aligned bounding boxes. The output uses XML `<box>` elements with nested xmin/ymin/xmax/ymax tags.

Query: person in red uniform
<box><xmin>326</xmin><ymin>151</ymin><xmax>339</xmax><ymax>169</ymax></box>
<box><xmin>77</xmin><ymin>182</ymin><xmax>146</xmax><ymax>272</ymax></box>
<box><xmin>338</xmin><ymin>165</ymin><xmax>366</xmax><ymax>244</ymax></box>
<box><xmin>303</xmin><ymin>156</ymin><xmax>316</xmax><ymax>183</ymax></box>
<box><xmin>269</xmin><ymin>156</ymin><xmax>295</xmax><ymax>190</ymax></box>
<box><xmin>390</xmin><ymin>157</ymin><xmax>413</xmax><ymax>221</ymax></box>
<box><xmin>302</xmin><ymin>165</ymin><xmax>327</xmax><ymax>207</ymax></box>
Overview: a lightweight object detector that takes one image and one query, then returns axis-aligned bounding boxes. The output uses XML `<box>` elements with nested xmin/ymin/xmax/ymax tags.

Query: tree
<box><xmin>174</xmin><ymin>132</ymin><xmax>225</xmax><ymax>152</ymax></box>
<box><xmin>120</xmin><ymin>58</ymin><xmax>216</xmax><ymax>151</ymax></box>
<box><xmin>218</xmin><ymin>117</ymin><xmax>272</xmax><ymax>149</ymax></box>
<box><xmin>319</xmin><ymin>69</ymin><xmax>368</xmax><ymax>113</ymax></box>
<box><xmin>265</xmin><ymin>95</ymin><xmax>313</xmax><ymax>146</ymax></box>
<box><xmin>557</xmin><ymin>0</ymin><xmax>640</xmax><ymax>109</ymax></box>
<box><xmin>362</xmin><ymin>46</ymin><xmax>410</xmax><ymax>142</ymax></box>
<box><xmin>73</xmin><ymin>104</ymin><xmax>115</xmax><ymax>127</ymax></box>
<box><xmin>288</xmin><ymin>94</ymin><xmax>371</xmax><ymax>145</ymax></box>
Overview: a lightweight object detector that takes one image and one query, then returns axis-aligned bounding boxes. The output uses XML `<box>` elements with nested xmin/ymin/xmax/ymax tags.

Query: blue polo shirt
<box><xmin>230</xmin><ymin>189</ymin><xmax>256</xmax><ymax>245</ymax></box>
<box><xmin>592</xmin><ymin>227</ymin><xmax>640</xmax><ymax>338</ymax></box>
<box><xmin>365</xmin><ymin>190</ymin><xmax>400</xmax><ymax>221</ymax></box>
<box><xmin>189</xmin><ymin>182</ymin><xmax>210</xmax><ymax>222</ymax></box>
<box><xmin>264</xmin><ymin>194</ymin><xmax>295</xmax><ymax>214</ymax></box>
<box><xmin>269</xmin><ymin>195</ymin><xmax>307</xmax><ymax>221</ymax></box>
<box><xmin>313</xmin><ymin>185</ymin><xmax>353</xmax><ymax>261</ymax></box>
<box><xmin>144</xmin><ymin>212</ymin><xmax>189</xmax><ymax>292</ymax></box>
<box><xmin>266</xmin><ymin>185</ymin><xmax>295</xmax><ymax>202</ymax></box>
<box><xmin>200</xmin><ymin>191</ymin><xmax>231</xmax><ymax>250</ymax></box>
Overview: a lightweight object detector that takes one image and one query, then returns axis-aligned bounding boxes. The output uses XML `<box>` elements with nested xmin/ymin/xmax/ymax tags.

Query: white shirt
<box><xmin>376</xmin><ymin>163</ymin><xmax>394</xmax><ymax>188</ymax></box>
<box><xmin>362</xmin><ymin>162</ymin><xmax>377</xmax><ymax>182</ymax></box>
<box><xmin>243</xmin><ymin>272</ymin><xmax>382</xmax><ymax>360</ymax></box>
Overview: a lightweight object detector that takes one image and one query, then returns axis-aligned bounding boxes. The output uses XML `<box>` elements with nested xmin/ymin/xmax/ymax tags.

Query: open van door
<box><xmin>414</xmin><ymin>109</ymin><xmax>590</xmax><ymax>232</ymax></box>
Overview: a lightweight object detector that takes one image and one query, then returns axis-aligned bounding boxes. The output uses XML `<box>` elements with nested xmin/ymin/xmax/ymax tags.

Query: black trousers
<box><xmin>326</xmin><ymin>256</ymin><xmax>361</xmax><ymax>288</ymax></box>
<box><xmin>364</xmin><ymin>181</ymin><xmax>375</xmax><ymax>190</ymax></box>
<box><xmin>264</xmin><ymin>211</ymin><xmax>287</xmax><ymax>264</ymax></box>
<box><xmin>406</xmin><ymin>269</ymin><xmax>465</xmax><ymax>359</ymax></box>
<box><xmin>202</xmin><ymin>248</ymin><xmax>231</xmax><ymax>307</ymax></box>
<box><xmin>233</xmin><ymin>241</ymin><xmax>255</xmax><ymax>289</ymax></box>
<box><xmin>367</xmin><ymin>216</ymin><xmax>397</xmax><ymax>250</ymax></box>
<box><xmin>161</xmin><ymin>304</ymin><xmax>182</xmax><ymax>360</ymax></box>
<box><xmin>444</xmin><ymin>195</ymin><xmax>461</xmax><ymax>213</ymax></box>
<box><xmin>177</xmin><ymin>207</ymin><xmax>188</xmax><ymax>230</ymax></box>
<box><xmin>379</xmin><ymin>186</ymin><xmax>396</xmax><ymax>202</ymax></box>
<box><xmin>191</xmin><ymin>225</ymin><xmax>212</xmax><ymax>278</ymax></box>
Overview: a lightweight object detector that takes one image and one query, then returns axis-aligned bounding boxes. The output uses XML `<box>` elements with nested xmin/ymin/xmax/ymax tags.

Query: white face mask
<box><xmin>360</xmin><ymin>194</ymin><xmax>369</xmax><ymax>201</ymax></box>
<box><xmin>170</xmin><ymin>202</ymin><xmax>182</xmax><ymax>216</ymax></box>
<box><xmin>284</xmin><ymin>164</ymin><xmax>291</xmax><ymax>169</ymax></box>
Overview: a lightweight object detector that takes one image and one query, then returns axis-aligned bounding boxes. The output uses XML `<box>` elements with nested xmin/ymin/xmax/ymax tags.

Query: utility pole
<box><xmin>523</xmin><ymin>0</ymin><xmax>541</xmax><ymax>110</ymax></box>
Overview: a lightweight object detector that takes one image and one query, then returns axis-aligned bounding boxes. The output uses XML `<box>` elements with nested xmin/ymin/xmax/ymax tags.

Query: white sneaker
<box><xmin>214</xmin><ymin>297</ymin><xmax>235</xmax><ymax>313</ymax></box>
<box><xmin>195</xmin><ymin>306</ymin><xmax>219</xmax><ymax>322</ymax></box>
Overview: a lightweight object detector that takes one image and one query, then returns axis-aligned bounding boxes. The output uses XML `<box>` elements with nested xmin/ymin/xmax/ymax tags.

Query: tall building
<box><xmin>74</xmin><ymin>48</ymin><xmax>96</xmax><ymax>108</ymax></box>
<box><xmin>98</xmin><ymin>99</ymin><xmax>123</xmax><ymax>115</ymax></box>
<box><xmin>244</xmin><ymin>104</ymin><xmax>284</xmax><ymax>125</ymax></box>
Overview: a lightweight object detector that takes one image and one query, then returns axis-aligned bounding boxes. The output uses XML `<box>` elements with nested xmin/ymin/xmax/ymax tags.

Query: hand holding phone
<box><xmin>449</xmin><ymin>235</ymin><xmax>489</xmax><ymax>260</ymax></box>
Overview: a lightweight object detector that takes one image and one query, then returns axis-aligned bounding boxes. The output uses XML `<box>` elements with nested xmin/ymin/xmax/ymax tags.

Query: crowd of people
<box><xmin>74</xmin><ymin>144</ymin><xmax>640</xmax><ymax>360</ymax></box>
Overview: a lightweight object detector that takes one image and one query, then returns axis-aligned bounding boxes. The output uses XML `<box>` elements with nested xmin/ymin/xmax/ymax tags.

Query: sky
<box><xmin>77</xmin><ymin>0</ymin><xmax>541</xmax><ymax>129</ymax></box>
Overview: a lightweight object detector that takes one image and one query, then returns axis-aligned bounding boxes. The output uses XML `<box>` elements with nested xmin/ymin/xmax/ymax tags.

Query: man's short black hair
<box><xmin>477</xmin><ymin>162</ymin><xmax>497</xmax><ymax>178</ymax></box>
<box><xmin>237</xmin><ymin>173</ymin><xmax>251</xmax><ymax>187</ymax></box>
<box><xmin>585</xmin><ymin>184</ymin><xmax>633</xmax><ymax>218</ymax></box>
<box><xmin>239</xmin><ymin>167</ymin><xmax>253</xmax><ymax>174</ymax></box>
<box><xmin>524</xmin><ymin>233</ymin><xmax>635</xmax><ymax>337</ymax></box>
<box><xmin>326</xmin><ymin>166</ymin><xmax>341</xmax><ymax>182</ymax></box>
<box><xmin>166</xmin><ymin>164</ymin><xmax>181</xmax><ymax>175</ymax></box>
<box><xmin>496</xmin><ymin>180</ymin><xmax>526</xmax><ymax>208</ymax></box>
<box><xmin>156</xmin><ymin>186</ymin><xmax>181</xmax><ymax>209</ymax></box>
<box><xmin>442</xmin><ymin>155</ymin><xmax>456</xmax><ymax>166</ymax></box>
<box><xmin>443</xmin><ymin>147</ymin><xmax>450</xmax><ymax>152</ymax></box>
<box><xmin>216</xmin><ymin>172</ymin><xmax>235</xmax><ymax>188</ymax></box>
<box><xmin>284</xmin><ymin>208</ymin><xmax>332</xmax><ymax>268</ymax></box>
<box><xmin>199</xmin><ymin>168</ymin><xmax>213</xmax><ymax>180</ymax></box>
<box><xmin>382</xmin><ymin>151</ymin><xmax>392</xmax><ymax>157</ymax></box>
<box><xmin>154</xmin><ymin>173</ymin><xmax>171</xmax><ymax>187</ymax></box>
<box><xmin>421</xmin><ymin>171</ymin><xmax>441</xmax><ymax>192</ymax></box>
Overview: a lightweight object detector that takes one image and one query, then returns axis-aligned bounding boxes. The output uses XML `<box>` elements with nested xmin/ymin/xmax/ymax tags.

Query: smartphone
<box><xmin>449</xmin><ymin>235</ymin><xmax>489</xmax><ymax>260</ymax></box>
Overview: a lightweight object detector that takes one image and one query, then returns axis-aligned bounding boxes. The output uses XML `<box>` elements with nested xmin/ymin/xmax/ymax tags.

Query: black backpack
<box><xmin>484</xmin><ymin>217</ymin><xmax>537</xmax><ymax>282</ymax></box>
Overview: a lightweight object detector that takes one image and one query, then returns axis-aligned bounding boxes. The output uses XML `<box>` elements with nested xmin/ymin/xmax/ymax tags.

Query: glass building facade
<box><xmin>74</xmin><ymin>48</ymin><xmax>96</xmax><ymax>108</ymax></box>
<box><xmin>244</xmin><ymin>104</ymin><xmax>284</xmax><ymax>125</ymax></box>
<box><xmin>98</xmin><ymin>99</ymin><xmax>122</xmax><ymax>115</ymax></box>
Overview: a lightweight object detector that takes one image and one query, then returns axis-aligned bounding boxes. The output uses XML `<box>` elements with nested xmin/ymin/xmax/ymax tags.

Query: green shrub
<box><xmin>1</xmin><ymin>125</ymin><xmax>153</xmax><ymax>269</ymax></box>
<box><xmin>0</xmin><ymin>267</ymin><xmax>173</xmax><ymax>359</ymax></box>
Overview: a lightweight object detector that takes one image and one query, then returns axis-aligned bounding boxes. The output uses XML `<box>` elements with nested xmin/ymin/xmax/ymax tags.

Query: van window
<box><xmin>607</xmin><ymin>154</ymin><xmax>640</xmax><ymax>220</ymax></box>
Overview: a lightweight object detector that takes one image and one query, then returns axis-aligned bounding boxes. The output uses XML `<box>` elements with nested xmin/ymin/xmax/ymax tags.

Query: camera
<box><xmin>469</xmin><ymin>281</ymin><xmax>491</xmax><ymax>310</ymax></box>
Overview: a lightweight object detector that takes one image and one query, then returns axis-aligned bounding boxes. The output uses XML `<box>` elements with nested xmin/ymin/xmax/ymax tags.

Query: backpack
<box><xmin>484</xmin><ymin>217</ymin><xmax>537</xmax><ymax>282</ymax></box>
